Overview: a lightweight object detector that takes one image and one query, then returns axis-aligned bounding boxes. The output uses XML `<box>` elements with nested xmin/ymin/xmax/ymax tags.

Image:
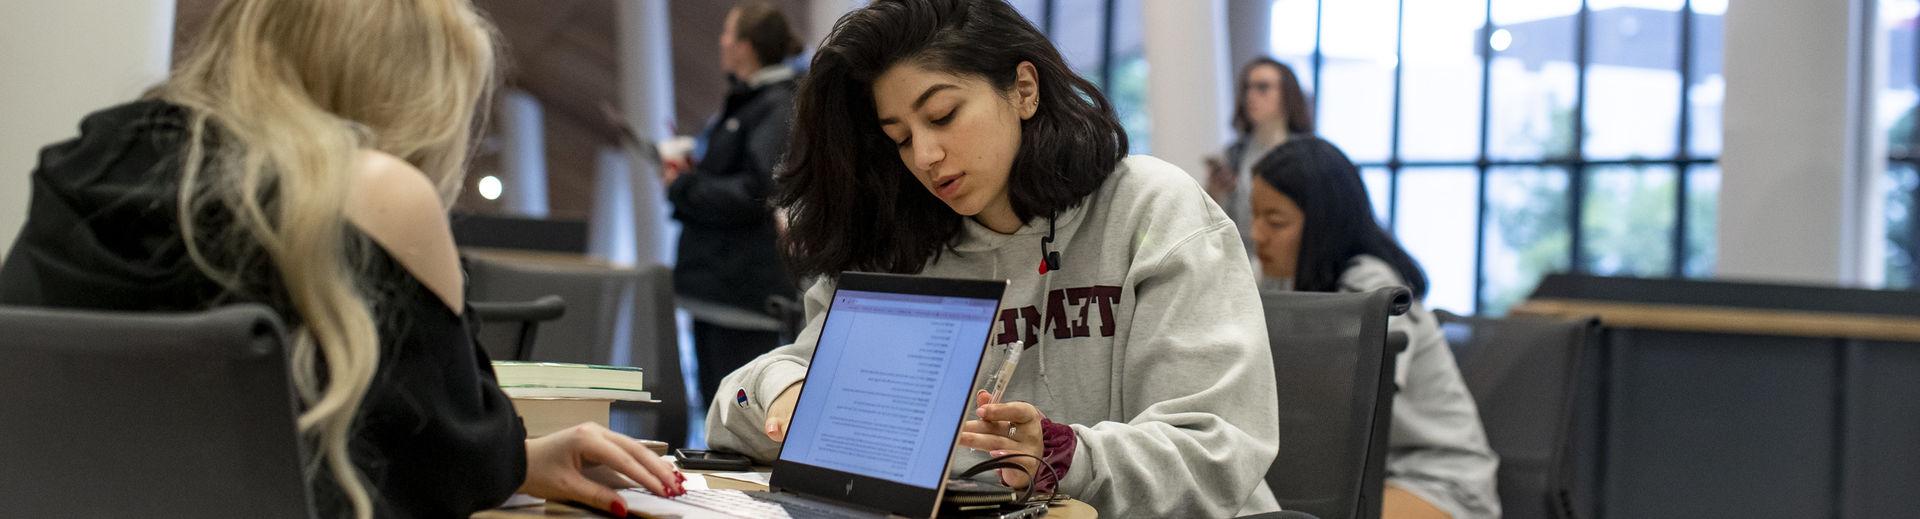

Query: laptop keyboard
<box><xmin>643</xmin><ymin>488</ymin><xmax>881</xmax><ymax>519</ymax></box>
<box><xmin>674</xmin><ymin>489</ymin><xmax>789</xmax><ymax>518</ymax></box>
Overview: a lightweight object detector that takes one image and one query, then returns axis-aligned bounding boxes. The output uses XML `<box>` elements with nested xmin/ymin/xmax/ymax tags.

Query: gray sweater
<box><xmin>706</xmin><ymin>156</ymin><xmax>1281</xmax><ymax>517</ymax></box>
<box><xmin>1339</xmin><ymin>256</ymin><xmax>1503</xmax><ymax>519</ymax></box>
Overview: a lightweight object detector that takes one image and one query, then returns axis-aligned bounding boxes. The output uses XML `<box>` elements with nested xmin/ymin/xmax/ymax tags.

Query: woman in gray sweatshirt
<box><xmin>1246</xmin><ymin>136</ymin><xmax>1502</xmax><ymax>519</ymax></box>
<box><xmin>704</xmin><ymin>1</ymin><xmax>1280</xmax><ymax>517</ymax></box>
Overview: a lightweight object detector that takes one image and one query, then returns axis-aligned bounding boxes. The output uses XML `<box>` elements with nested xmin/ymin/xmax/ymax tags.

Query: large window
<box><xmin>1271</xmin><ymin>0</ymin><xmax>1724</xmax><ymax>314</ymax></box>
<box><xmin>1883</xmin><ymin>0</ymin><xmax>1920</xmax><ymax>290</ymax></box>
<box><xmin>1010</xmin><ymin>0</ymin><xmax>1152</xmax><ymax>154</ymax></box>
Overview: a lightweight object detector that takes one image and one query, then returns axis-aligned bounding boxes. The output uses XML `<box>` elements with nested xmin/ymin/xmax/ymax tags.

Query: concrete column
<box><xmin>805</xmin><ymin>0</ymin><xmax>863</xmax><ymax>52</ymax></box>
<box><xmin>0</xmin><ymin>0</ymin><xmax>174</xmax><ymax>262</ymax></box>
<box><xmin>589</xmin><ymin>147</ymin><xmax>638</xmax><ymax>266</ymax></box>
<box><xmin>1717</xmin><ymin>0</ymin><xmax>1881</xmax><ymax>285</ymax></box>
<box><xmin>1225</xmin><ymin>0</ymin><xmax>1272</xmax><ymax>77</ymax></box>
<box><xmin>1141</xmin><ymin>0</ymin><xmax>1232</xmax><ymax>181</ymax></box>
<box><xmin>496</xmin><ymin>90</ymin><xmax>550</xmax><ymax>218</ymax></box>
<box><xmin>617</xmin><ymin>0</ymin><xmax>679</xmax><ymax>266</ymax></box>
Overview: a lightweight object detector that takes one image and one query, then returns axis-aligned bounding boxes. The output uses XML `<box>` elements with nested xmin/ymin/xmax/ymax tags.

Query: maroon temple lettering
<box><xmin>994</xmin><ymin>285</ymin><xmax>1123</xmax><ymax>347</ymax></box>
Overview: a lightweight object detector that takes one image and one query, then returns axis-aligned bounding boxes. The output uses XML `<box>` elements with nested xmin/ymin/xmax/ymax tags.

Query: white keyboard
<box><xmin>624</xmin><ymin>487</ymin><xmax>883</xmax><ymax>519</ymax></box>
<box><xmin>673</xmin><ymin>489</ymin><xmax>792</xmax><ymax>518</ymax></box>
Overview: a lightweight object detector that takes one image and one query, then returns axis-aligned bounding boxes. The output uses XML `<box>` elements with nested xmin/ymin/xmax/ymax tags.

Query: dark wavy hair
<box><xmin>1231</xmin><ymin>57</ymin><xmax>1314</xmax><ymax>137</ymax></box>
<box><xmin>774</xmin><ymin>0</ymin><xmax>1127</xmax><ymax>279</ymax></box>
<box><xmin>1253</xmin><ymin>136</ymin><xmax>1428</xmax><ymax>298</ymax></box>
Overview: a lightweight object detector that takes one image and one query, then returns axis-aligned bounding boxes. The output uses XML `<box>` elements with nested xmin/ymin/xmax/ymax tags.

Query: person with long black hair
<box><xmin>1249</xmin><ymin>136</ymin><xmax>1501</xmax><ymax>519</ymax></box>
<box><xmin>704</xmin><ymin>1</ymin><xmax>1279</xmax><ymax>516</ymax></box>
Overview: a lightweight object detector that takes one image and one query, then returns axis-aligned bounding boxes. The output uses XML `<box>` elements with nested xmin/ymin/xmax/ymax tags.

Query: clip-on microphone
<box><xmin>1039</xmin><ymin>216</ymin><xmax>1061</xmax><ymax>274</ymax></box>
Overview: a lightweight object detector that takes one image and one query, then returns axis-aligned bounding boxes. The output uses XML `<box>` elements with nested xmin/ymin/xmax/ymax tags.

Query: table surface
<box><xmin>472</xmin><ymin>469</ymin><xmax>1096</xmax><ymax>519</ymax></box>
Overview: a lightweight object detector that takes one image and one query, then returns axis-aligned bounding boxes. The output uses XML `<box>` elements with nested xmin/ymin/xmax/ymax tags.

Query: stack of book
<box><xmin>493</xmin><ymin>361</ymin><xmax>656</xmax><ymax>442</ymax></box>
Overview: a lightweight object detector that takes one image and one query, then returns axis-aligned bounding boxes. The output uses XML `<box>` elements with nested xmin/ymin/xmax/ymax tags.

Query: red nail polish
<box><xmin>610</xmin><ymin>498</ymin><xmax>628</xmax><ymax>516</ymax></box>
<box><xmin>677</xmin><ymin>472</ymin><xmax>687</xmax><ymax>483</ymax></box>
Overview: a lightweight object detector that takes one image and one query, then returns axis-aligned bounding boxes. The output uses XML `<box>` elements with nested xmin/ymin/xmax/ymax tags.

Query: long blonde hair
<box><xmin>153</xmin><ymin>0</ymin><xmax>496</xmax><ymax>516</ymax></box>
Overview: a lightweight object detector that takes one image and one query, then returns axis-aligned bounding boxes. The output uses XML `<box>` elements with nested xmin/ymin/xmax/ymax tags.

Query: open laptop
<box><xmin>623</xmin><ymin>272</ymin><xmax>1008</xmax><ymax>518</ymax></box>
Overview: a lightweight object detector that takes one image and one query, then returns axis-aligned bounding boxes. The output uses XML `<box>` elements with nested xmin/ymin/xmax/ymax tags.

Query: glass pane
<box><xmin>1007</xmin><ymin>0</ymin><xmax>1049</xmax><ymax>30</ymax></box>
<box><xmin>1688</xmin><ymin>3</ymin><xmax>1725</xmax><ymax>156</ymax></box>
<box><xmin>1108</xmin><ymin>0</ymin><xmax>1150</xmax><ymax>153</ymax></box>
<box><xmin>1888</xmin><ymin>162</ymin><xmax>1918</xmax><ymax>290</ymax></box>
<box><xmin>1054</xmin><ymin>0</ymin><xmax>1108</xmax><ymax>88</ymax></box>
<box><xmin>1395</xmin><ymin>168</ymin><xmax>1480</xmax><ymax>314</ymax></box>
<box><xmin>1582</xmin><ymin>2</ymin><xmax>1681</xmax><ymax>159</ymax></box>
<box><xmin>1488</xmin><ymin>0</ymin><xmax>1580</xmax><ymax>160</ymax></box>
<box><xmin>1269</xmin><ymin>0</ymin><xmax>1319</xmax><ymax>95</ymax></box>
<box><xmin>1581</xmin><ymin>165</ymin><xmax>1678</xmax><ymax>277</ymax></box>
<box><xmin>1882</xmin><ymin>1</ymin><xmax>1920</xmax><ymax>162</ymax></box>
<box><xmin>1483</xmin><ymin>167</ymin><xmax>1571</xmax><ymax>315</ymax></box>
<box><xmin>1398</xmin><ymin>0</ymin><xmax>1488</xmax><ymax>162</ymax></box>
<box><xmin>1317</xmin><ymin>0</ymin><xmax>1399</xmax><ymax>163</ymax></box>
<box><xmin>1362</xmin><ymin>166</ymin><xmax>1393</xmax><ymax>227</ymax></box>
<box><xmin>1684</xmin><ymin>164</ymin><xmax>1719</xmax><ymax>278</ymax></box>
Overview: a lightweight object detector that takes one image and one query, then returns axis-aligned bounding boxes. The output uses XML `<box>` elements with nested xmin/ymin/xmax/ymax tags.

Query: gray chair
<box><xmin>1263</xmin><ymin>287</ymin><xmax>1411</xmax><ymax>519</ymax></box>
<box><xmin>1436</xmin><ymin>310</ymin><xmax>1594</xmax><ymax>519</ymax></box>
<box><xmin>464</xmin><ymin>254</ymin><xmax>689</xmax><ymax>446</ymax></box>
<box><xmin>470</xmin><ymin>294</ymin><xmax>567</xmax><ymax>361</ymax></box>
<box><xmin>1236</xmin><ymin>512</ymin><xmax>1324</xmax><ymax>519</ymax></box>
<box><xmin>0</xmin><ymin>304</ymin><xmax>313</xmax><ymax>518</ymax></box>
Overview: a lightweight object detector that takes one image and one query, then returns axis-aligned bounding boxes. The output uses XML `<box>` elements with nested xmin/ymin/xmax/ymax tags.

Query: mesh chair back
<box><xmin>465</xmin><ymin>255</ymin><xmax>688</xmax><ymax>444</ymax></box>
<box><xmin>1436</xmin><ymin>310</ymin><xmax>1594</xmax><ymax>519</ymax></box>
<box><xmin>1264</xmin><ymin>287</ymin><xmax>1410</xmax><ymax>519</ymax></box>
<box><xmin>0</xmin><ymin>304</ymin><xmax>312</xmax><ymax>518</ymax></box>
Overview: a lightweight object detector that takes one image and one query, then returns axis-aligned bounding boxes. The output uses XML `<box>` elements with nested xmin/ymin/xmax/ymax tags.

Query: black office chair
<box><xmin>470</xmin><ymin>294</ymin><xmax>567</xmax><ymax>361</ymax></box>
<box><xmin>0</xmin><ymin>304</ymin><xmax>313</xmax><ymax>518</ymax></box>
<box><xmin>1236</xmin><ymin>511</ymin><xmax>1325</xmax><ymax>519</ymax></box>
<box><xmin>1263</xmin><ymin>287</ymin><xmax>1411</xmax><ymax>519</ymax></box>
<box><xmin>466</xmin><ymin>256</ymin><xmax>689</xmax><ymax>445</ymax></box>
<box><xmin>1436</xmin><ymin>310</ymin><xmax>1595</xmax><ymax>519</ymax></box>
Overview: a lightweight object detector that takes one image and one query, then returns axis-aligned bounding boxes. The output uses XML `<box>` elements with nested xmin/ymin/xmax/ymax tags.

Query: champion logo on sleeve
<box><xmin>735</xmin><ymin>388</ymin><xmax>750</xmax><ymax>408</ymax></box>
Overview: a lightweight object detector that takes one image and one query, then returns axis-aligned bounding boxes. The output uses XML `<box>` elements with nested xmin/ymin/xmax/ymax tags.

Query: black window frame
<box><xmin>1892</xmin><ymin>8</ymin><xmax>1920</xmax><ymax>290</ymax></box>
<box><xmin>1297</xmin><ymin>0</ymin><xmax>1720</xmax><ymax>313</ymax></box>
<box><xmin>1031</xmin><ymin>0</ymin><xmax>1724</xmax><ymax>313</ymax></box>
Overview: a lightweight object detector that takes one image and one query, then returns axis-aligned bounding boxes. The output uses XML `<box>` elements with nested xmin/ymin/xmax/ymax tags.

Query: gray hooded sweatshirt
<box><xmin>1339</xmin><ymin>256</ymin><xmax>1502</xmax><ymax>519</ymax></box>
<box><xmin>706</xmin><ymin>156</ymin><xmax>1282</xmax><ymax>517</ymax></box>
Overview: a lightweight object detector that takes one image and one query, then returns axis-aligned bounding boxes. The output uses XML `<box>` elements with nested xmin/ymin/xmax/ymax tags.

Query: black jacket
<box><xmin>0</xmin><ymin>100</ymin><xmax>527</xmax><ymax>518</ymax></box>
<box><xmin>667</xmin><ymin>73</ymin><xmax>799</xmax><ymax>313</ymax></box>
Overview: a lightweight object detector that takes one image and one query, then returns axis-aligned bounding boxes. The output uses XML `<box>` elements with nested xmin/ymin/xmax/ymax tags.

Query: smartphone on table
<box><xmin>673</xmin><ymin>448</ymin><xmax>753</xmax><ymax>471</ymax></box>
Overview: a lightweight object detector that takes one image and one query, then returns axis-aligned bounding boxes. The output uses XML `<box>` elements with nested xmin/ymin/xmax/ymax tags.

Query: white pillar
<box><xmin>805</xmin><ymin>0</ymin><xmax>863</xmax><ymax>51</ymax></box>
<box><xmin>1225</xmin><ymin>0</ymin><xmax>1272</xmax><ymax>78</ymax></box>
<box><xmin>496</xmin><ymin>90</ymin><xmax>550</xmax><ymax>218</ymax></box>
<box><xmin>0</xmin><ymin>0</ymin><xmax>174</xmax><ymax>262</ymax></box>
<box><xmin>1717</xmin><ymin>0</ymin><xmax>1881</xmax><ymax>285</ymax></box>
<box><xmin>617</xmin><ymin>0</ymin><xmax>679</xmax><ymax>266</ymax></box>
<box><xmin>1141</xmin><ymin>0</ymin><xmax>1232</xmax><ymax>181</ymax></box>
<box><xmin>589</xmin><ymin>147</ymin><xmax>638</xmax><ymax>266</ymax></box>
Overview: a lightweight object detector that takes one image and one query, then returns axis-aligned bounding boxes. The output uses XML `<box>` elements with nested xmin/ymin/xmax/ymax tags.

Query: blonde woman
<box><xmin>0</xmin><ymin>0</ymin><xmax>681</xmax><ymax>516</ymax></box>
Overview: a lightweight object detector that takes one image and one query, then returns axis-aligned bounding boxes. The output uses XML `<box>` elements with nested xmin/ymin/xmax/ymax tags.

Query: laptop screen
<box><xmin>776</xmin><ymin>288</ymin><xmax>1001</xmax><ymax>490</ymax></box>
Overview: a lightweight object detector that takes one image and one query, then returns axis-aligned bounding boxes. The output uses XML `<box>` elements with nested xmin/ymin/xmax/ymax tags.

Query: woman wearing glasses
<box><xmin>1208</xmin><ymin>58</ymin><xmax>1315</xmax><ymax>261</ymax></box>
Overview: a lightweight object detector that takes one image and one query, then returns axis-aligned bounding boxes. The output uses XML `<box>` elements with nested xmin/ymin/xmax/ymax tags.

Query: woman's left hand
<box><xmin>957</xmin><ymin>390</ymin><xmax>1046</xmax><ymax>489</ymax></box>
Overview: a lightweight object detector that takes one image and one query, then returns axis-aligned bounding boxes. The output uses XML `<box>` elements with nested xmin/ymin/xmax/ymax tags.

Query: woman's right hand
<box><xmin>520</xmin><ymin>422</ymin><xmax>685</xmax><ymax>516</ymax></box>
<box><xmin>763</xmin><ymin>382</ymin><xmax>803</xmax><ymax>441</ymax></box>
